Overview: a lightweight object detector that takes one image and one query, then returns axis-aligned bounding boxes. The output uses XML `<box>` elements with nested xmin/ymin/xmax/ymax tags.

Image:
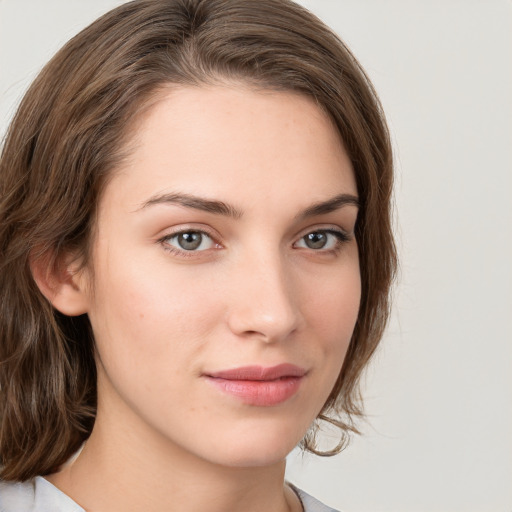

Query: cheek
<box><xmin>87</xmin><ymin>247</ymin><xmax>223</xmax><ymax>368</ymax></box>
<box><xmin>296</xmin><ymin>252</ymin><xmax>361</xmax><ymax>394</ymax></box>
<box><xmin>301</xmin><ymin>259</ymin><xmax>361</xmax><ymax>348</ymax></box>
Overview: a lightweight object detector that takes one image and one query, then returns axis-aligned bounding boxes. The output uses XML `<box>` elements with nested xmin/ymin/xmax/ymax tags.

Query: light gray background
<box><xmin>1</xmin><ymin>1</ymin><xmax>511</xmax><ymax>511</ymax></box>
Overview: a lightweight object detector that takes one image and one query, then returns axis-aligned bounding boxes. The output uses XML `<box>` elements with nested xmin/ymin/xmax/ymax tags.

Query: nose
<box><xmin>226</xmin><ymin>250</ymin><xmax>302</xmax><ymax>343</ymax></box>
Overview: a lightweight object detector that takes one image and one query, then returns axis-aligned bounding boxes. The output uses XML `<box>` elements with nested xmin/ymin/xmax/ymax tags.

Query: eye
<box><xmin>163</xmin><ymin>230</ymin><xmax>216</xmax><ymax>252</ymax></box>
<box><xmin>295</xmin><ymin>230</ymin><xmax>349</xmax><ymax>250</ymax></box>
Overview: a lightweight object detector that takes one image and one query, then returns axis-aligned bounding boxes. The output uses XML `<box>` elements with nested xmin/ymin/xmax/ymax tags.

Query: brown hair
<box><xmin>0</xmin><ymin>0</ymin><xmax>396</xmax><ymax>480</ymax></box>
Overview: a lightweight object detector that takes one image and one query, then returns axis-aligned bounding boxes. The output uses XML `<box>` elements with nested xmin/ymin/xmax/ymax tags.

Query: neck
<box><xmin>46</xmin><ymin>394</ymin><xmax>302</xmax><ymax>512</ymax></box>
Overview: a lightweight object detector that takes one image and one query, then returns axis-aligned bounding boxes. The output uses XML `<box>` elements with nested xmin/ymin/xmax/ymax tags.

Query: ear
<box><xmin>30</xmin><ymin>248</ymin><xmax>90</xmax><ymax>316</ymax></box>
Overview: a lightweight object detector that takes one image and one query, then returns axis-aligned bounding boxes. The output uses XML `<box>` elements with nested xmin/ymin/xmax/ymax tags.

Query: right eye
<box><xmin>162</xmin><ymin>230</ymin><xmax>217</xmax><ymax>252</ymax></box>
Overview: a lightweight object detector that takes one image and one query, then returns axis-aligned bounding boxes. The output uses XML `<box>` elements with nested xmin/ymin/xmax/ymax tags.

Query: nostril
<box><xmin>224</xmin><ymin>257</ymin><xmax>302</xmax><ymax>342</ymax></box>
<box><xmin>226</xmin><ymin>304</ymin><xmax>301</xmax><ymax>343</ymax></box>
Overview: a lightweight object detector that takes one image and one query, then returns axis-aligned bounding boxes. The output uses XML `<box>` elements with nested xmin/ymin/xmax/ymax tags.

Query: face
<box><xmin>79</xmin><ymin>85</ymin><xmax>361</xmax><ymax>468</ymax></box>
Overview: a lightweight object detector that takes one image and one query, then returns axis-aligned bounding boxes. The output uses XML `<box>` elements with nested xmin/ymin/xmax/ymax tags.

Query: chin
<box><xmin>214</xmin><ymin>446</ymin><xmax>291</xmax><ymax>469</ymax></box>
<box><xmin>199</xmin><ymin>423</ymin><xmax>305</xmax><ymax>469</ymax></box>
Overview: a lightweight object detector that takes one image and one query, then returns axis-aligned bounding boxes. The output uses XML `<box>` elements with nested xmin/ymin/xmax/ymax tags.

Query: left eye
<box><xmin>164</xmin><ymin>231</ymin><xmax>216</xmax><ymax>251</ymax></box>
<box><xmin>295</xmin><ymin>230</ymin><xmax>345</xmax><ymax>250</ymax></box>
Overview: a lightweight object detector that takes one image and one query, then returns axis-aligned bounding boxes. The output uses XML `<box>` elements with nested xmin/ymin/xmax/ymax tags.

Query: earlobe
<box><xmin>29</xmin><ymin>249</ymin><xmax>90</xmax><ymax>316</ymax></box>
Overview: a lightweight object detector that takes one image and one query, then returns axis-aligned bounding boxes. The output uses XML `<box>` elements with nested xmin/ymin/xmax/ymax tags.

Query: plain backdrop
<box><xmin>1</xmin><ymin>1</ymin><xmax>511</xmax><ymax>511</ymax></box>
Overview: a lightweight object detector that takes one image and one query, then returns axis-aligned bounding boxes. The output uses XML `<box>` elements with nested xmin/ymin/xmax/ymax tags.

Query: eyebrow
<box><xmin>138</xmin><ymin>192</ymin><xmax>243</xmax><ymax>218</ymax></box>
<box><xmin>296</xmin><ymin>193</ymin><xmax>360</xmax><ymax>220</ymax></box>
<box><xmin>138</xmin><ymin>191</ymin><xmax>359</xmax><ymax>219</ymax></box>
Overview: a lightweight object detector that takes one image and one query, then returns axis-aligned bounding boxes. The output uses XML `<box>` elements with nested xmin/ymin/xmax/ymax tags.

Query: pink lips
<box><xmin>204</xmin><ymin>364</ymin><xmax>306</xmax><ymax>406</ymax></box>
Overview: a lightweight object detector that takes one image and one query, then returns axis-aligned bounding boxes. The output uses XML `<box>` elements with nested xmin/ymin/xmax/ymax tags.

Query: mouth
<box><xmin>203</xmin><ymin>364</ymin><xmax>306</xmax><ymax>406</ymax></box>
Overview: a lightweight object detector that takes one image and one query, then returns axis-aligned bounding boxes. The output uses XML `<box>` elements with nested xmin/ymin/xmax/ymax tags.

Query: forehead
<box><xmin>101</xmin><ymin>84</ymin><xmax>356</xmax><ymax>214</ymax></box>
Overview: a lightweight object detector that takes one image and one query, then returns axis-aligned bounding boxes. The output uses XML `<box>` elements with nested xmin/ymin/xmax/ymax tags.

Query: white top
<box><xmin>0</xmin><ymin>477</ymin><xmax>340</xmax><ymax>512</ymax></box>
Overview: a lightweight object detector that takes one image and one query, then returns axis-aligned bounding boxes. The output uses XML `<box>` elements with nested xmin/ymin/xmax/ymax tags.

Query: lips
<box><xmin>204</xmin><ymin>364</ymin><xmax>306</xmax><ymax>406</ymax></box>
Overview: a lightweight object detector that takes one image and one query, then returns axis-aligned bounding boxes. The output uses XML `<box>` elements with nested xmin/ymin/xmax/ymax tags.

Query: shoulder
<box><xmin>1</xmin><ymin>478</ymin><xmax>339</xmax><ymax>512</ymax></box>
<box><xmin>0</xmin><ymin>479</ymin><xmax>35</xmax><ymax>511</ymax></box>
<box><xmin>290</xmin><ymin>484</ymin><xmax>342</xmax><ymax>512</ymax></box>
<box><xmin>0</xmin><ymin>477</ymin><xmax>84</xmax><ymax>512</ymax></box>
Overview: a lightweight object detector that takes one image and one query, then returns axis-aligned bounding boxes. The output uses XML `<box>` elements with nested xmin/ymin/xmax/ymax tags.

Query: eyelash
<box><xmin>159</xmin><ymin>228</ymin><xmax>219</xmax><ymax>259</ymax></box>
<box><xmin>158</xmin><ymin>227</ymin><xmax>351</xmax><ymax>258</ymax></box>
<box><xmin>295</xmin><ymin>229</ymin><xmax>351</xmax><ymax>254</ymax></box>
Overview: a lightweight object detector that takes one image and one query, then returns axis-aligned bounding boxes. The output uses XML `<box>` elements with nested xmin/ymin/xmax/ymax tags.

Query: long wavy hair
<box><xmin>0</xmin><ymin>0</ymin><xmax>396</xmax><ymax>480</ymax></box>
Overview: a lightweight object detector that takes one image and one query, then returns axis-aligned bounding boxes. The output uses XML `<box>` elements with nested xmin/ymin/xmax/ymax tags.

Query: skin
<box><xmin>44</xmin><ymin>85</ymin><xmax>361</xmax><ymax>512</ymax></box>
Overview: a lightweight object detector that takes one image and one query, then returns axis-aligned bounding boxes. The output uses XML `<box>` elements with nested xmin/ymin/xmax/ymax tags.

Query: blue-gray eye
<box><xmin>304</xmin><ymin>232</ymin><xmax>328</xmax><ymax>249</ymax></box>
<box><xmin>166</xmin><ymin>231</ymin><xmax>215</xmax><ymax>251</ymax></box>
<box><xmin>295</xmin><ymin>230</ymin><xmax>347</xmax><ymax>250</ymax></box>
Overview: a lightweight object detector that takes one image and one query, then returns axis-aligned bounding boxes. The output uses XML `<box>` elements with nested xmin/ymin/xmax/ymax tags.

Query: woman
<box><xmin>0</xmin><ymin>0</ymin><xmax>396</xmax><ymax>510</ymax></box>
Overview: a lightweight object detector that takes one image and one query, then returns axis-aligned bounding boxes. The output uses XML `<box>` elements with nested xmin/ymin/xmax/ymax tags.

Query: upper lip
<box><xmin>206</xmin><ymin>363</ymin><xmax>306</xmax><ymax>381</ymax></box>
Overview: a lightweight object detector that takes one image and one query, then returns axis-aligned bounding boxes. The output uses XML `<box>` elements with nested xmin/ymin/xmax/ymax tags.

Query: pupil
<box><xmin>178</xmin><ymin>232</ymin><xmax>202</xmax><ymax>250</ymax></box>
<box><xmin>305</xmin><ymin>232</ymin><xmax>327</xmax><ymax>249</ymax></box>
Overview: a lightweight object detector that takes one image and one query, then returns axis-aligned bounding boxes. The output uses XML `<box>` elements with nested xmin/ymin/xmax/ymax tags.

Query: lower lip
<box><xmin>206</xmin><ymin>376</ymin><xmax>303</xmax><ymax>406</ymax></box>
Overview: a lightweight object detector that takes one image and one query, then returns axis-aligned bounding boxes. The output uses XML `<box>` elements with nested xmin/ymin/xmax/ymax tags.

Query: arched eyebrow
<box><xmin>137</xmin><ymin>192</ymin><xmax>243</xmax><ymax>219</ymax></box>
<box><xmin>137</xmin><ymin>192</ymin><xmax>359</xmax><ymax>219</ymax></box>
<box><xmin>296</xmin><ymin>193</ymin><xmax>360</xmax><ymax>220</ymax></box>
